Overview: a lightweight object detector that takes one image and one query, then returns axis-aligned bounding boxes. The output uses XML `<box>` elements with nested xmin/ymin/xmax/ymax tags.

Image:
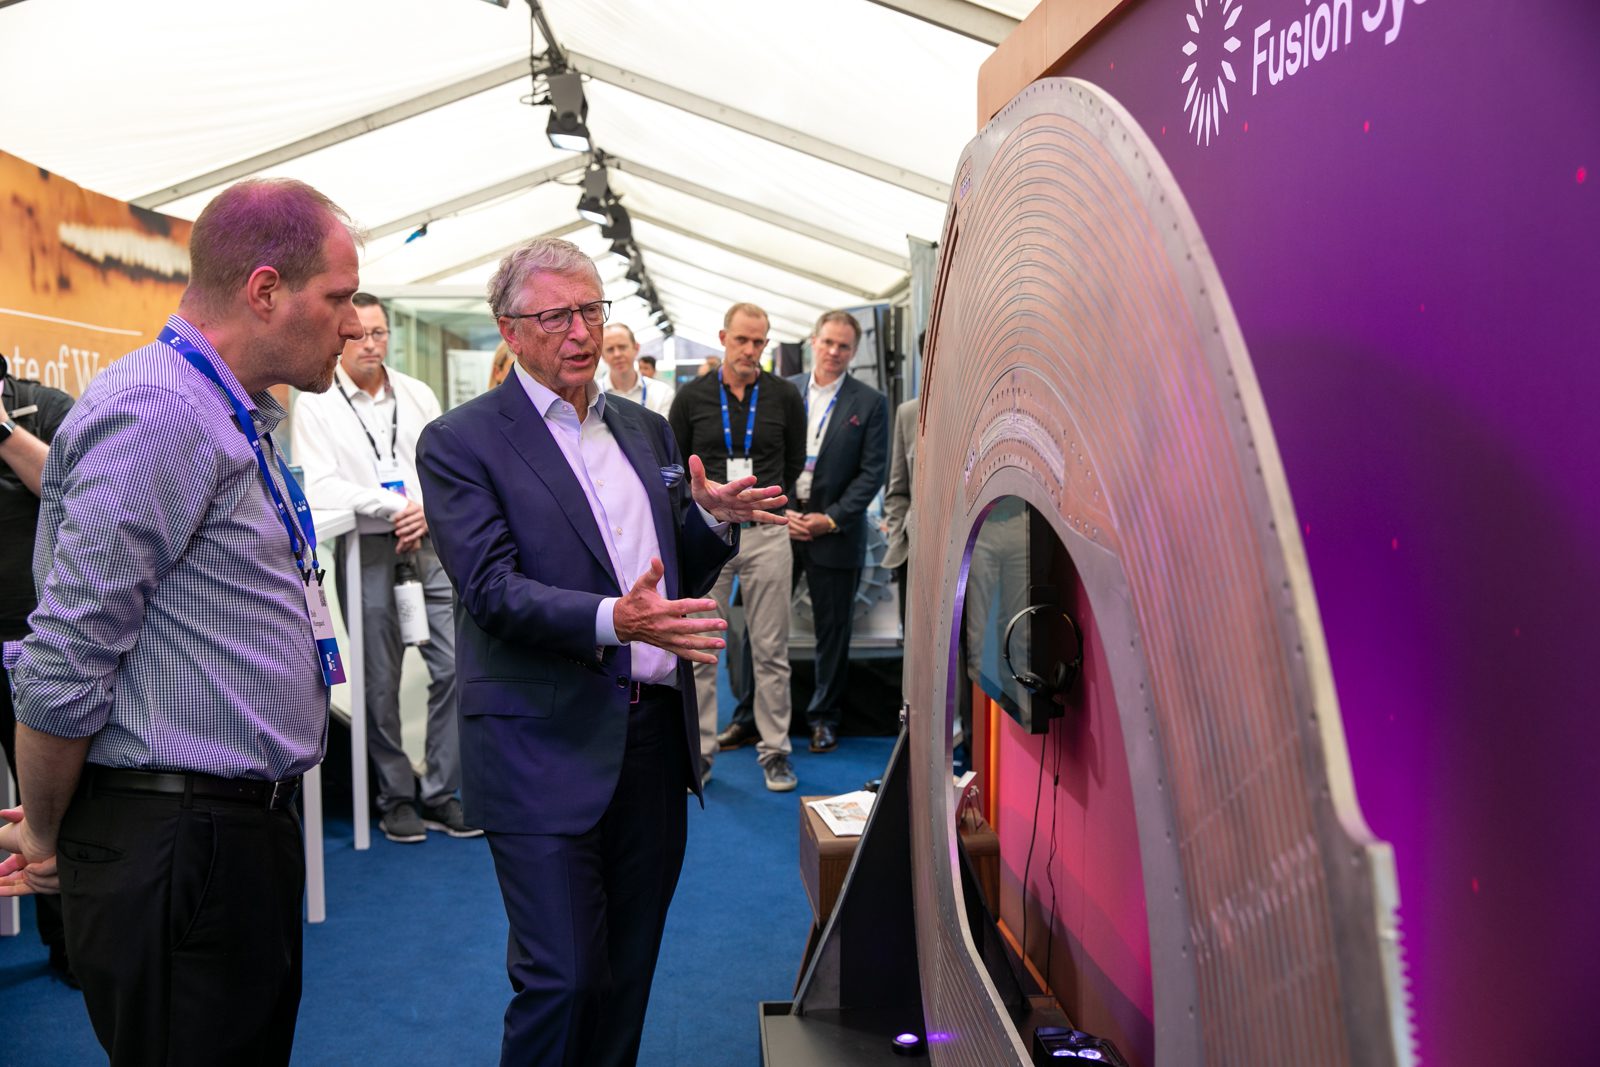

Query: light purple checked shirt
<box><xmin>6</xmin><ymin>316</ymin><xmax>328</xmax><ymax>780</ymax></box>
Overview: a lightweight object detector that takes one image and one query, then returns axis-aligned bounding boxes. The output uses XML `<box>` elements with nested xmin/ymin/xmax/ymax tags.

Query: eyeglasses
<box><xmin>501</xmin><ymin>300</ymin><xmax>612</xmax><ymax>334</ymax></box>
<box><xmin>361</xmin><ymin>328</ymin><xmax>390</xmax><ymax>342</ymax></box>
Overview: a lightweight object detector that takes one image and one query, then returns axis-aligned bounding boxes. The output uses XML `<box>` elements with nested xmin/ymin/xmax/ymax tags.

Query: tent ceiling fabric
<box><xmin>0</xmin><ymin>0</ymin><xmax>1028</xmax><ymax>346</ymax></box>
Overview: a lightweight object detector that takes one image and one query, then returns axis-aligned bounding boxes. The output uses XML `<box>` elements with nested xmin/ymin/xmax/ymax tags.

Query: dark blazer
<box><xmin>416</xmin><ymin>378</ymin><xmax>735</xmax><ymax>835</ymax></box>
<box><xmin>787</xmin><ymin>372</ymin><xmax>890</xmax><ymax>570</ymax></box>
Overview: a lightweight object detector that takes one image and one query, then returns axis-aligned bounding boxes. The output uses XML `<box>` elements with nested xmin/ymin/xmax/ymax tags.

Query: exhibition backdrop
<box><xmin>989</xmin><ymin>3</ymin><xmax>1597</xmax><ymax>1064</ymax></box>
<box><xmin>0</xmin><ymin>150</ymin><xmax>191</xmax><ymax>395</ymax></box>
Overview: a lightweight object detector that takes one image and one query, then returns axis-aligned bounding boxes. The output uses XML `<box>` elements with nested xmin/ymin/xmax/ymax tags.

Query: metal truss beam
<box><xmin>861</xmin><ymin>0</ymin><xmax>1019</xmax><ymax>45</ymax></box>
<box><xmin>633</xmin><ymin>243</ymin><xmax>832</xmax><ymax>321</ymax></box>
<box><xmin>132</xmin><ymin>60</ymin><xmax>528</xmax><ymax>209</ymax></box>
<box><xmin>411</xmin><ymin>218</ymin><xmax>588</xmax><ymax>285</ymax></box>
<box><xmin>568</xmin><ymin>52</ymin><xmax>950</xmax><ymax>202</ymax></box>
<box><xmin>606</xmin><ymin>155</ymin><xmax>907</xmax><ymax>269</ymax></box>
<box><xmin>366</xmin><ymin>159</ymin><xmax>587</xmax><ymax>242</ymax></box>
<box><xmin>630</xmin><ymin>211</ymin><xmax>872</xmax><ymax>301</ymax></box>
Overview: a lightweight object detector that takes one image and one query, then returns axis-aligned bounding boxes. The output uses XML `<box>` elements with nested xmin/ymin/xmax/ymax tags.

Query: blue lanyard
<box><xmin>638</xmin><ymin>379</ymin><xmax>647</xmax><ymax>407</ymax></box>
<box><xmin>161</xmin><ymin>326</ymin><xmax>320</xmax><ymax>578</ymax></box>
<box><xmin>806</xmin><ymin>376</ymin><xmax>840</xmax><ymax>439</ymax></box>
<box><xmin>719</xmin><ymin>371</ymin><xmax>759</xmax><ymax>457</ymax></box>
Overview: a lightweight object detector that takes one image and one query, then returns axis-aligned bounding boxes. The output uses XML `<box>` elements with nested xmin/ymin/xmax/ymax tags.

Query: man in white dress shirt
<box><xmin>602</xmin><ymin>323</ymin><xmax>675</xmax><ymax>417</ymax></box>
<box><xmin>291</xmin><ymin>293</ymin><xmax>476</xmax><ymax>843</ymax></box>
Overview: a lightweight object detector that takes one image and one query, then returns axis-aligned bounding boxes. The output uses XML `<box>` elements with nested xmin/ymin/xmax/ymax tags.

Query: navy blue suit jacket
<box><xmin>416</xmin><ymin>378</ymin><xmax>735</xmax><ymax>835</ymax></box>
<box><xmin>788</xmin><ymin>372</ymin><xmax>890</xmax><ymax>569</ymax></box>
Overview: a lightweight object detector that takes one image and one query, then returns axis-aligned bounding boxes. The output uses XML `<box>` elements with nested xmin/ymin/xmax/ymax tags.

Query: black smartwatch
<box><xmin>0</xmin><ymin>418</ymin><xmax>15</xmax><ymax>445</ymax></box>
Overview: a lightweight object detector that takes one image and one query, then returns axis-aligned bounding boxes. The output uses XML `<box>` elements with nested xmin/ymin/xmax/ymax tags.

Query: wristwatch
<box><xmin>0</xmin><ymin>418</ymin><xmax>15</xmax><ymax>446</ymax></box>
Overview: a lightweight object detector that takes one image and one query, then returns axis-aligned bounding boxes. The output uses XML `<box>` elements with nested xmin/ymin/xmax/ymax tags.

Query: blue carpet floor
<box><xmin>0</xmin><ymin>730</ymin><xmax>895</xmax><ymax>1067</ymax></box>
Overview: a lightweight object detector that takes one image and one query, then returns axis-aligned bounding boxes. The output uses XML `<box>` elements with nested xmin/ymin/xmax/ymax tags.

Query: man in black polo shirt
<box><xmin>668</xmin><ymin>303</ymin><xmax>804</xmax><ymax>791</ymax></box>
<box><xmin>0</xmin><ymin>356</ymin><xmax>74</xmax><ymax>984</ymax></box>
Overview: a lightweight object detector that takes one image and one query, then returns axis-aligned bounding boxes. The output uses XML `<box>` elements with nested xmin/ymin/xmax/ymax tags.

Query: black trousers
<box><xmin>486</xmin><ymin>688</ymin><xmax>688</xmax><ymax>1067</ymax></box>
<box><xmin>0</xmin><ymin>658</ymin><xmax>67</xmax><ymax>953</ymax></box>
<box><xmin>58</xmin><ymin>772</ymin><xmax>306</xmax><ymax>1067</ymax></box>
<box><xmin>794</xmin><ymin>544</ymin><xmax>859</xmax><ymax>730</ymax></box>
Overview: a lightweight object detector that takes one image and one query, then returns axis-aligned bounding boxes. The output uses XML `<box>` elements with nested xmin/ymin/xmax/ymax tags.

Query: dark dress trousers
<box><xmin>416</xmin><ymin>378</ymin><xmax>735</xmax><ymax>1067</ymax></box>
<box><xmin>786</xmin><ymin>373</ymin><xmax>889</xmax><ymax>728</ymax></box>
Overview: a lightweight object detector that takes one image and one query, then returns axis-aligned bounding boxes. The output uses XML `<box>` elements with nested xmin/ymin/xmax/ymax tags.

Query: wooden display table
<box><xmin>796</xmin><ymin>794</ymin><xmax>1000</xmax><ymax>982</ymax></box>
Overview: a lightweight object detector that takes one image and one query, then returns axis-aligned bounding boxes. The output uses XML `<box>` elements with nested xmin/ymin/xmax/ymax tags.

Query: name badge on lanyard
<box><xmin>374</xmin><ymin>458</ymin><xmax>407</xmax><ymax>497</ymax></box>
<box><xmin>303</xmin><ymin>575</ymin><xmax>347</xmax><ymax>685</ymax></box>
<box><xmin>163</xmin><ymin>326</ymin><xmax>346</xmax><ymax>688</ymax></box>
<box><xmin>719</xmin><ymin>371</ymin><xmax>758</xmax><ymax>485</ymax></box>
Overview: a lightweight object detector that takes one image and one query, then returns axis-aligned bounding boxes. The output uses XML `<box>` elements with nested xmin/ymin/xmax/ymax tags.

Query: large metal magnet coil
<box><xmin>905</xmin><ymin>77</ymin><xmax>1411</xmax><ymax>1067</ymax></box>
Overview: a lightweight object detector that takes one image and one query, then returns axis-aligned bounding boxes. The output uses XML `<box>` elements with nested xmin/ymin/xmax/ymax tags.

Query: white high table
<box><xmin>303</xmin><ymin>508</ymin><xmax>371</xmax><ymax>924</ymax></box>
<box><xmin>2</xmin><ymin>509</ymin><xmax>368</xmax><ymax>935</ymax></box>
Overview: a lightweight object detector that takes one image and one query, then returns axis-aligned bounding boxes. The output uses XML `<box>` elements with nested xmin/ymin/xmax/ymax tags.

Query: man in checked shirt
<box><xmin>0</xmin><ymin>178</ymin><xmax>363</xmax><ymax>1066</ymax></box>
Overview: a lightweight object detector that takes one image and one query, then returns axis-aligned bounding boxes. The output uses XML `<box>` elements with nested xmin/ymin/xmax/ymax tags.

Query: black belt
<box><xmin>617</xmin><ymin>679</ymin><xmax>679</xmax><ymax>705</ymax></box>
<box><xmin>87</xmin><ymin>766</ymin><xmax>302</xmax><ymax>811</ymax></box>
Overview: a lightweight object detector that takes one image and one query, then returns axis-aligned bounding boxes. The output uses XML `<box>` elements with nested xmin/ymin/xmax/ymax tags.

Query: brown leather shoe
<box><xmin>717</xmin><ymin>720</ymin><xmax>759</xmax><ymax>750</ymax></box>
<box><xmin>809</xmin><ymin>722</ymin><xmax>838</xmax><ymax>753</ymax></box>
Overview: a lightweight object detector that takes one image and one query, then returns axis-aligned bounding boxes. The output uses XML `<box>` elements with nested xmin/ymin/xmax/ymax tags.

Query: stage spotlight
<box><xmin>544</xmin><ymin>71</ymin><xmax>590</xmax><ymax>152</ymax></box>
<box><xmin>601</xmin><ymin>203</ymin><xmax>632</xmax><ymax>241</ymax></box>
<box><xmin>576</xmin><ymin>163</ymin><xmax>611</xmax><ymax>223</ymax></box>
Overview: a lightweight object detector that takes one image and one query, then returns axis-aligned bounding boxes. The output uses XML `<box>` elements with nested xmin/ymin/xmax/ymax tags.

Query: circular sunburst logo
<box><xmin>1181</xmin><ymin>0</ymin><xmax>1244</xmax><ymax>146</ymax></box>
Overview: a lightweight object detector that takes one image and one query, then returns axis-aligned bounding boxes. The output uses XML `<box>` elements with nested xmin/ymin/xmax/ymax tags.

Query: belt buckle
<box><xmin>267</xmin><ymin>779</ymin><xmax>290</xmax><ymax>809</ymax></box>
<box><xmin>630</xmin><ymin>682</ymin><xmax>643</xmax><ymax>705</ymax></box>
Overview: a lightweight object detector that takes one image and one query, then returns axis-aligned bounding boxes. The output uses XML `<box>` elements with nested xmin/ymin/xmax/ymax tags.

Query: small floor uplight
<box><xmin>891</xmin><ymin>1031</ymin><xmax>925</xmax><ymax>1057</ymax></box>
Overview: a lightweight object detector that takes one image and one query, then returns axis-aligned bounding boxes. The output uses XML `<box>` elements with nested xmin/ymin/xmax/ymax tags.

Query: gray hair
<box><xmin>487</xmin><ymin>237</ymin><xmax>602</xmax><ymax>317</ymax></box>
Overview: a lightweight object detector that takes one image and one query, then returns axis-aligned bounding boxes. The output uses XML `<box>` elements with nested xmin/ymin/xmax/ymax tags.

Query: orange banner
<box><xmin>0</xmin><ymin>149</ymin><xmax>190</xmax><ymax>396</ymax></box>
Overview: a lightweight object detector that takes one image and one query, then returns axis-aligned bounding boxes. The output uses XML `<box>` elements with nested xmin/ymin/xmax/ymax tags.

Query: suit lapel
<box><xmin>496</xmin><ymin>380</ymin><xmax>616</xmax><ymax>584</ymax></box>
<box><xmin>815</xmin><ymin>374</ymin><xmax>859</xmax><ymax>466</ymax></box>
<box><xmin>602</xmin><ymin>400</ymin><xmax>681</xmax><ymax>599</ymax></box>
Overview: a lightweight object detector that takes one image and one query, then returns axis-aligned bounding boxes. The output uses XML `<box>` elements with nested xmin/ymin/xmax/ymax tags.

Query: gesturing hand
<box><xmin>0</xmin><ymin>807</ymin><xmax>60</xmax><ymax>896</ymax></box>
<box><xmin>612</xmin><ymin>558</ymin><xmax>728</xmax><ymax>664</ymax></box>
<box><xmin>687</xmin><ymin>455</ymin><xmax>788</xmax><ymax>526</ymax></box>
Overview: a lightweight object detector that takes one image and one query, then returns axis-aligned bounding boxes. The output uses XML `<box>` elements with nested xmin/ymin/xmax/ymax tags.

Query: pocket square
<box><xmin>659</xmin><ymin>463</ymin><xmax>685</xmax><ymax>488</ymax></box>
<box><xmin>848</xmin><ymin>414</ymin><xmax>861</xmax><ymax>426</ymax></box>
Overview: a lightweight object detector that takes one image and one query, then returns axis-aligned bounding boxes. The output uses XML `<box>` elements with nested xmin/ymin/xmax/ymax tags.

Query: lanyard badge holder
<box><xmin>720</xmin><ymin>372</ymin><xmax>759</xmax><ymax>483</ymax></box>
<box><xmin>797</xmin><ymin>377</ymin><xmax>839</xmax><ymax>501</ymax></box>
<box><xmin>336</xmin><ymin>379</ymin><xmax>407</xmax><ymax>496</ymax></box>
<box><xmin>165</xmin><ymin>327</ymin><xmax>347</xmax><ymax>687</ymax></box>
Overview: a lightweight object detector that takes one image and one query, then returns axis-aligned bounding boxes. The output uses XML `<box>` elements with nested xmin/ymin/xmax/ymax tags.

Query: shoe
<box><xmin>47</xmin><ymin>944</ymin><xmax>79</xmax><ymax>990</ymax></box>
<box><xmin>717</xmin><ymin>720</ymin><xmax>759</xmax><ymax>751</ymax></box>
<box><xmin>421</xmin><ymin>797</ymin><xmax>484</xmax><ymax>839</ymax></box>
<box><xmin>809</xmin><ymin>723</ymin><xmax>838</xmax><ymax>753</ymax></box>
<box><xmin>763</xmin><ymin>756</ymin><xmax>798</xmax><ymax>793</ymax></box>
<box><xmin>380</xmin><ymin>801</ymin><xmax>427</xmax><ymax>843</ymax></box>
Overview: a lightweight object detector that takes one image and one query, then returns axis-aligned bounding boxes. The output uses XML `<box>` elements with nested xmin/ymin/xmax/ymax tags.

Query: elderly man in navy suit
<box><xmin>785</xmin><ymin>310</ymin><xmax>889</xmax><ymax>753</ymax></box>
<box><xmin>416</xmin><ymin>238</ymin><xmax>785</xmax><ymax>1067</ymax></box>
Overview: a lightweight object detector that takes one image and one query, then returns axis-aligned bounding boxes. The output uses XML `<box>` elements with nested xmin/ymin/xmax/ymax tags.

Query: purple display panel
<box><xmin>1044</xmin><ymin>2</ymin><xmax>1599</xmax><ymax>1063</ymax></box>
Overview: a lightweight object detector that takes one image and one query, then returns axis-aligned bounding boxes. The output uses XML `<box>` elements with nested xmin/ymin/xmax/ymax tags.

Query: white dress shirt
<box><xmin>514</xmin><ymin>364</ymin><xmax>681</xmax><ymax>685</ymax></box>
<box><xmin>606</xmin><ymin>371</ymin><xmax>676</xmax><ymax>418</ymax></box>
<box><xmin>291</xmin><ymin>364</ymin><xmax>442</xmax><ymax>533</ymax></box>
<box><xmin>796</xmin><ymin>371</ymin><xmax>846</xmax><ymax>502</ymax></box>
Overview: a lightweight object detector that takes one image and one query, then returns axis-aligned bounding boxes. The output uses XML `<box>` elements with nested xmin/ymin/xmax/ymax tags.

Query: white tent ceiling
<box><xmin>0</xmin><ymin>0</ymin><xmax>1034</xmax><ymax>348</ymax></box>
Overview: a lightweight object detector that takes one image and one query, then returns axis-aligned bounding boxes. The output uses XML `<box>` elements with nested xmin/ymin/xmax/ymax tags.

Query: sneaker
<box><xmin>421</xmin><ymin>797</ymin><xmax>484</xmax><ymax>839</ymax></box>
<box><xmin>763</xmin><ymin>756</ymin><xmax>798</xmax><ymax>793</ymax></box>
<box><xmin>380</xmin><ymin>801</ymin><xmax>427</xmax><ymax>843</ymax></box>
<box><xmin>717</xmin><ymin>720</ymin><xmax>759</xmax><ymax>751</ymax></box>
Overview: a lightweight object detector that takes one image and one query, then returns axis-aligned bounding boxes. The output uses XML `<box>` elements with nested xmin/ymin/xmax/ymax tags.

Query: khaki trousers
<box><xmin>693</xmin><ymin>521</ymin><xmax>793</xmax><ymax>768</ymax></box>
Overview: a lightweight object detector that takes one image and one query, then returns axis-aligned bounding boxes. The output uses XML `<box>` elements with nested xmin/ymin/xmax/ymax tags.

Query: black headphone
<box><xmin>1002</xmin><ymin>602</ymin><xmax>1084</xmax><ymax>701</ymax></box>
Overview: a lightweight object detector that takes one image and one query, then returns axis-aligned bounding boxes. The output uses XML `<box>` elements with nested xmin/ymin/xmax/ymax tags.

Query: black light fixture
<box><xmin>600</xmin><ymin>202</ymin><xmax>632</xmax><ymax>242</ymax></box>
<box><xmin>576</xmin><ymin>162</ymin><xmax>611</xmax><ymax>224</ymax></box>
<box><xmin>544</xmin><ymin>70</ymin><xmax>591</xmax><ymax>152</ymax></box>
